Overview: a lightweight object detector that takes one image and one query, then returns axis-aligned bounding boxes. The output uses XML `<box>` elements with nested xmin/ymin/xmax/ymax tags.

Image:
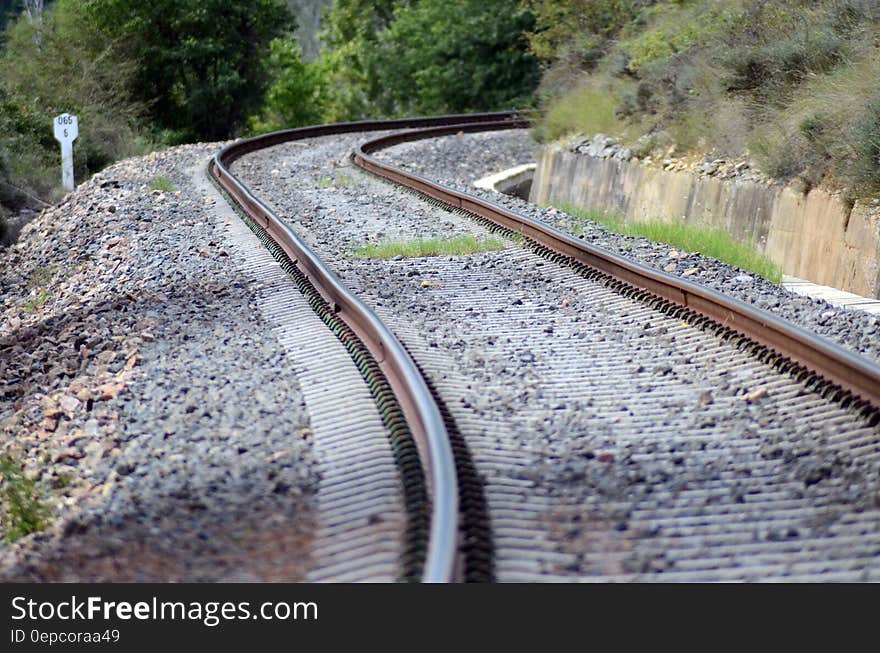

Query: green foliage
<box><xmin>0</xmin><ymin>454</ymin><xmax>51</xmax><ymax>542</ymax></box>
<box><xmin>23</xmin><ymin>287</ymin><xmax>50</xmax><ymax>313</ymax></box>
<box><xmin>82</xmin><ymin>0</ymin><xmax>294</xmax><ymax>141</ymax></box>
<box><xmin>371</xmin><ymin>0</ymin><xmax>540</xmax><ymax>115</ymax></box>
<box><xmin>149</xmin><ymin>176</ymin><xmax>176</xmax><ymax>193</ymax></box>
<box><xmin>532</xmin><ymin>0</ymin><xmax>880</xmax><ymax>198</ymax></box>
<box><xmin>247</xmin><ymin>37</ymin><xmax>326</xmax><ymax>133</ymax></box>
<box><xmin>622</xmin><ymin>3</ymin><xmax>739</xmax><ymax>73</ymax></box>
<box><xmin>314</xmin><ymin>0</ymin><xmax>398</xmax><ymax>120</ymax></box>
<box><xmin>0</xmin><ymin>82</ymin><xmax>53</xmax><ymax>210</ymax></box>
<box><xmin>354</xmin><ymin>235</ymin><xmax>507</xmax><ymax>259</ymax></box>
<box><xmin>0</xmin><ymin>0</ymin><xmax>143</xmax><ymax>210</ymax></box>
<box><xmin>316</xmin><ymin>0</ymin><xmax>539</xmax><ymax>119</ymax></box>
<box><xmin>524</xmin><ymin>0</ymin><xmax>643</xmax><ymax>61</ymax></box>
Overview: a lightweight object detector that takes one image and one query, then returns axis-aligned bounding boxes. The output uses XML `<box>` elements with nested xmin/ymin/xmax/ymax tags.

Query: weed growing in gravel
<box><xmin>0</xmin><ymin>455</ymin><xmax>50</xmax><ymax>542</ymax></box>
<box><xmin>22</xmin><ymin>288</ymin><xmax>50</xmax><ymax>314</ymax></box>
<box><xmin>27</xmin><ymin>265</ymin><xmax>57</xmax><ymax>289</ymax></box>
<box><xmin>51</xmin><ymin>473</ymin><xmax>74</xmax><ymax>490</ymax></box>
<box><xmin>317</xmin><ymin>172</ymin><xmax>356</xmax><ymax>188</ymax></box>
<box><xmin>354</xmin><ymin>235</ymin><xmax>507</xmax><ymax>259</ymax></box>
<box><xmin>149</xmin><ymin>176</ymin><xmax>175</xmax><ymax>192</ymax></box>
<box><xmin>561</xmin><ymin>204</ymin><xmax>783</xmax><ymax>283</ymax></box>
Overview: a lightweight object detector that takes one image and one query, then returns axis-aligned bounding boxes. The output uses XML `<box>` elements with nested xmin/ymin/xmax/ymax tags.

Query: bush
<box><xmin>532</xmin><ymin>0</ymin><xmax>880</xmax><ymax>198</ymax></box>
<box><xmin>82</xmin><ymin>0</ymin><xmax>293</xmax><ymax>141</ymax></box>
<box><xmin>247</xmin><ymin>37</ymin><xmax>326</xmax><ymax>134</ymax></box>
<box><xmin>317</xmin><ymin>0</ymin><xmax>539</xmax><ymax>120</ymax></box>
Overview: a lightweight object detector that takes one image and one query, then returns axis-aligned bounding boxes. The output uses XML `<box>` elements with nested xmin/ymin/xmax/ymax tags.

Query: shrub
<box><xmin>532</xmin><ymin>0</ymin><xmax>880</xmax><ymax>199</ymax></box>
<box><xmin>0</xmin><ymin>455</ymin><xmax>51</xmax><ymax>542</ymax></box>
<box><xmin>82</xmin><ymin>0</ymin><xmax>293</xmax><ymax>141</ymax></box>
<box><xmin>247</xmin><ymin>37</ymin><xmax>326</xmax><ymax>134</ymax></box>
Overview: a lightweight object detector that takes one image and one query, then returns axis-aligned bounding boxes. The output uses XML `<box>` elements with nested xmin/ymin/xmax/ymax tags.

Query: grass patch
<box><xmin>537</xmin><ymin>82</ymin><xmax>627</xmax><ymax>143</ymax></box>
<box><xmin>560</xmin><ymin>204</ymin><xmax>782</xmax><ymax>283</ymax></box>
<box><xmin>317</xmin><ymin>172</ymin><xmax>356</xmax><ymax>188</ymax></box>
<box><xmin>0</xmin><ymin>455</ymin><xmax>51</xmax><ymax>542</ymax></box>
<box><xmin>149</xmin><ymin>176</ymin><xmax>175</xmax><ymax>192</ymax></box>
<box><xmin>354</xmin><ymin>235</ymin><xmax>507</xmax><ymax>259</ymax></box>
<box><xmin>27</xmin><ymin>264</ymin><xmax>57</xmax><ymax>289</ymax></box>
<box><xmin>23</xmin><ymin>288</ymin><xmax>50</xmax><ymax>314</ymax></box>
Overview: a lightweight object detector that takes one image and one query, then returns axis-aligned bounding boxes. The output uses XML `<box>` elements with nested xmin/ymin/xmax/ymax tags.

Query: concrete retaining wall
<box><xmin>529</xmin><ymin>144</ymin><xmax>880</xmax><ymax>298</ymax></box>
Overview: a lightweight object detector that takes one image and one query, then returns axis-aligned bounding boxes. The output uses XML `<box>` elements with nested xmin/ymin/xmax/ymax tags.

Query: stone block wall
<box><xmin>530</xmin><ymin>144</ymin><xmax>880</xmax><ymax>298</ymax></box>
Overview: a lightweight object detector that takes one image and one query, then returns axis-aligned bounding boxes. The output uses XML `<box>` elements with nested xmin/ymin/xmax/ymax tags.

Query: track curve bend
<box><xmin>213</xmin><ymin>113</ymin><xmax>880</xmax><ymax>581</ymax></box>
<box><xmin>211</xmin><ymin>114</ymin><xmax>524</xmax><ymax>582</ymax></box>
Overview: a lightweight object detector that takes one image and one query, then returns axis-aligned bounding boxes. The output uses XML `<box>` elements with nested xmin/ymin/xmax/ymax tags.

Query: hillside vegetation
<box><xmin>3</xmin><ymin>0</ymin><xmax>878</xmax><ymax>242</ymax></box>
<box><xmin>0</xmin><ymin>0</ymin><xmax>538</xmax><ymax>239</ymax></box>
<box><xmin>528</xmin><ymin>0</ymin><xmax>880</xmax><ymax>203</ymax></box>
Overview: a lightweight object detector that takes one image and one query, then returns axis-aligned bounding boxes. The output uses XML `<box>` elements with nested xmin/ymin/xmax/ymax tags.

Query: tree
<box><xmin>317</xmin><ymin>0</ymin><xmax>539</xmax><ymax>119</ymax></box>
<box><xmin>82</xmin><ymin>0</ymin><xmax>294</xmax><ymax>141</ymax></box>
<box><xmin>316</xmin><ymin>0</ymin><xmax>400</xmax><ymax>120</ymax></box>
<box><xmin>373</xmin><ymin>0</ymin><xmax>540</xmax><ymax>115</ymax></box>
<box><xmin>247</xmin><ymin>37</ymin><xmax>326</xmax><ymax>133</ymax></box>
<box><xmin>21</xmin><ymin>0</ymin><xmax>44</xmax><ymax>45</ymax></box>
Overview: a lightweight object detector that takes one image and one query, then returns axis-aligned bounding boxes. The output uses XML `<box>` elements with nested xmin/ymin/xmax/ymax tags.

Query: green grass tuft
<box><xmin>27</xmin><ymin>265</ymin><xmax>57</xmax><ymax>289</ymax></box>
<box><xmin>22</xmin><ymin>288</ymin><xmax>50</xmax><ymax>314</ymax></box>
<box><xmin>560</xmin><ymin>204</ymin><xmax>782</xmax><ymax>283</ymax></box>
<box><xmin>317</xmin><ymin>172</ymin><xmax>356</xmax><ymax>188</ymax></box>
<box><xmin>538</xmin><ymin>82</ymin><xmax>627</xmax><ymax>143</ymax></box>
<box><xmin>354</xmin><ymin>235</ymin><xmax>507</xmax><ymax>259</ymax></box>
<box><xmin>0</xmin><ymin>455</ymin><xmax>51</xmax><ymax>542</ymax></box>
<box><xmin>149</xmin><ymin>176</ymin><xmax>175</xmax><ymax>192</ymax></box>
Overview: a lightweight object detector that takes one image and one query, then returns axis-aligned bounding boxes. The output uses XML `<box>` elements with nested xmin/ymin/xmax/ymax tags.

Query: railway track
<box><xmin>214</xmin><ymin>114</ymin><xmax>880</xmax><ymax>581</ymax></box>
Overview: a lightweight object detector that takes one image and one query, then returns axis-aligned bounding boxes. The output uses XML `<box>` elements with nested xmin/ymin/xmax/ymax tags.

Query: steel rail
<box><xmin>210</xmin><ymin>114</ymin><xmax>520</xmax><ymax>582</ymax></box>
<box><xmin>353</xmin><ymin>120</ymin><xmax>880</xmax><ymax>412</ymax></box>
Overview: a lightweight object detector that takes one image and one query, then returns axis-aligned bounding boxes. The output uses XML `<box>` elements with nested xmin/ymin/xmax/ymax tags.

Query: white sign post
<box><xmin>53</xmin><ymin>113</ymin><xmax>78</xmax><ymax>191</ymax></box>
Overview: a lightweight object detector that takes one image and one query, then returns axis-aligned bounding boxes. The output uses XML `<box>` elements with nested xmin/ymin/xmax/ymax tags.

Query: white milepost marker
<box><xmin>53</xmin><ymin>113</ymin><xmax>78</xmax><ymax>191</ymax></box>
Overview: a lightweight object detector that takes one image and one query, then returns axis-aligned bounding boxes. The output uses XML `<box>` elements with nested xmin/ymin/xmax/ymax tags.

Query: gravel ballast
<box><xmin>0</xmin><ymin>145</ymin><xmax>318</xmax><ymax>581</ymax></box>
<box><xmin>3</xmin><ymin>124</ymin><xmax>879</xmax><ymax>582</ymax></box>
<box><xmin>232</xmin><ymin>129</ymin><xmax>880</xmax><ymax>581</ymax></box>
<box><xmin>377</xmin><ymin>129</ymin><xmax>880</xmax><ymax>367</ymax></box>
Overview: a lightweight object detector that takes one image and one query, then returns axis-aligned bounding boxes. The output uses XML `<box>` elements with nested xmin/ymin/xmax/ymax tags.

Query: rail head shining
<box><xmin>210</xmin><ymin>115</ymin><xmax>527</xmax><ymax>582</ymax></box>
<box><xmin>353</xmin><ymin>120</ymin><xmax>880</xmax><ymax>411</ymax></box>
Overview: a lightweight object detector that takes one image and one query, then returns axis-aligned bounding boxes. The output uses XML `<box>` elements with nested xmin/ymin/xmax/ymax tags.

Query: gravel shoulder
<box><xmin>0</xmin><ymin>144</ymin><xmax>317</xmax><ymax>581</ymax></box>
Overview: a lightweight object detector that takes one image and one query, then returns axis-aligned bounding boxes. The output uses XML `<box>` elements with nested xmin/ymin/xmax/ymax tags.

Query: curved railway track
<box><xmin>213</xmin><ymin>113</ymin><xmax>880</xmax><ymax>581</ymax></box>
